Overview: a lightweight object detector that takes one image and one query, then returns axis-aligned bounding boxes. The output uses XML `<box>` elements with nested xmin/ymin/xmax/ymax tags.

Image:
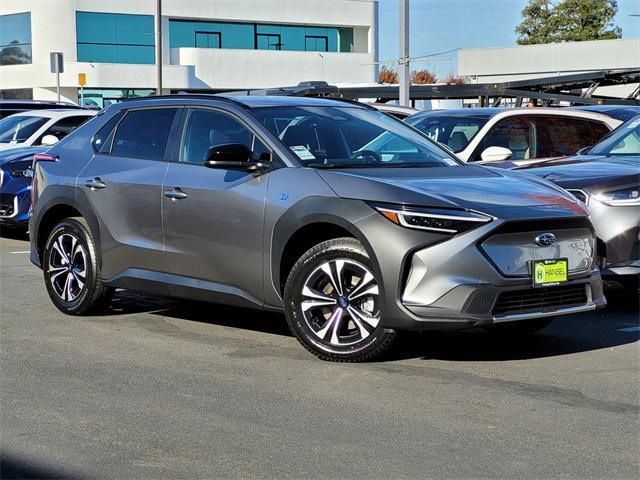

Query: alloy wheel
<box><xmin>300</xmin><ymin>259</ymin><xmax>381</xmax><ymax>347</ymax></box>
<box><xmin>47</xmin><ymin>233</ymin><xmax>87</xmax><ymax>302</ymax></box>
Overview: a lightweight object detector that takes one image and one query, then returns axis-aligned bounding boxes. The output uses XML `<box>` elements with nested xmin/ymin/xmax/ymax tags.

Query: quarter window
<box><xmin>180</xmin><ymin>109</ymin><xmax>270</xmax><ymax>165</ymax></box>
<box><xmin>111</xmin><ymin>109</ymin><xmax>178</xmax><ymax>160</ymax></box>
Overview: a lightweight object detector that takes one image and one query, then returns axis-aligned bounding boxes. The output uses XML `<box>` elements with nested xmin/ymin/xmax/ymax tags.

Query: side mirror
<box><xmin>576</xmin><ymin>146</ymin><xmax>591</xmax><ymax>156</ymax></box>
<box><xmin>481</xmin><ymin>146</ymin><xmax>513</xmax><ymax>162</ymax></box>
<box><xmin>204</xmin><ymin>143</ymin><xmax>269</xmax><ymax>172</ymax></box>
<box><xmin>40</xmin><ymin>134</ymin><xmax>59</xmax><ymax>146</ymax></box>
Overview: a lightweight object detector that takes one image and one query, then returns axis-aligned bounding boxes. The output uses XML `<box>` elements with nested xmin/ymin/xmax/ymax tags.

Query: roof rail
<box><xmin>120</xmin><ymin>93</ymin><xmax>249</xmax><ymax>108</ymax></box>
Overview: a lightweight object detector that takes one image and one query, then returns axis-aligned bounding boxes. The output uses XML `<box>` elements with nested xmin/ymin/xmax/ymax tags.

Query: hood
<box><xmin>0</xmin><ymin>142</ymin><xmax>29</xmax><ymax>153</ymax></box>
<box><xmin>0</xmin><ymin>146</ymin><xmax>46</xmax><ymax>164</ymax></box>
<box><xmin>521</xmin><ymin>155</ymin><xmax>640</xmax><ymax>192</ymax></box>
<box><xmin>317</xmin><ymin>165</ymin><xmax>587</xmax><ymax>218</ymax></box>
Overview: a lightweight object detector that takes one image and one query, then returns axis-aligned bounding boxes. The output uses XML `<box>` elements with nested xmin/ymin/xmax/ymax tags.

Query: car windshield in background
<box><xmin>589</xmin><ymin>117</ymin><xmax>640</xmax><ymax>157</ymax></box>
<box><xmin>407</xmin><ymin>114</ymin><xmax>491</xmax><ymax>153</ymax></box>
<box><xmin>251</xmin><ymin>106</ymin><xmax>459</xmax><ymax>168</ymax></box>
<box><xmin>0</xmin><ymin>115</ymin><xmax>49</xmax><ymax>144</ymax></box>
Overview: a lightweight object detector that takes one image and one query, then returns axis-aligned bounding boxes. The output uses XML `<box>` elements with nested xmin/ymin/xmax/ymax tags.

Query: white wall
<box><xmin>170</xmin><ymin>48</ymin><xmax>375</xmax><ymax>89</ymax></box>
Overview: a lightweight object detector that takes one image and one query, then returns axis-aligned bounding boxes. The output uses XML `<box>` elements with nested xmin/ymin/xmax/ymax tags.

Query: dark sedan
<box><xmin>517</xmin><ymin>115</ymin><xmax>640</xmax><ymax>289</ymax></box>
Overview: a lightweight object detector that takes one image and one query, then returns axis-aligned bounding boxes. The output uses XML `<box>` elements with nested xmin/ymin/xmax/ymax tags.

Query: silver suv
<box><xmin>30</xmin><ymin>95</ymin><xmax>605</xmax><ymax>361</ymax></box>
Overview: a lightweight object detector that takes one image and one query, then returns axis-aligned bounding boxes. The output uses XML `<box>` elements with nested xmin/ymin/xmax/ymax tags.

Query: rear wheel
<box><xmin>483</xmin><ymin>317</ymin><xmax>554</xmax><ymax>336</ymax></box>
<box><xmin>284</xmin><ymin>237</ymin><xmax>396</xmax><ymax>362</ymax></box>
<box><xmin>42</xmin><ymin>217</ymin><xmax>113</xmax><ymax>315</ymax></box>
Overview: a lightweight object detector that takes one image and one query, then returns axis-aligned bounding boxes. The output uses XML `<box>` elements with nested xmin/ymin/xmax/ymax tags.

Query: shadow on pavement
<box><xmin>103</xmin><ymin>289</ymin><xmax>638</xmax><ymax>362</ymax></box>
<box><xmin>0</xmin><ymin>452</ymin><xmax>82</xmax><ymax>480</ymax></box>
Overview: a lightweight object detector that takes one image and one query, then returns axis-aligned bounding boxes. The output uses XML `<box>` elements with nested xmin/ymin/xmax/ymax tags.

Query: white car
<box><xmin>0</xmin><ymin>109</ymin><xmax>96</xmax><ymax>152</ymax></box>
<box><xmin>406</xmin><ymin>107</ymin><xmax>623</xmax><ymax>166</ymax></box>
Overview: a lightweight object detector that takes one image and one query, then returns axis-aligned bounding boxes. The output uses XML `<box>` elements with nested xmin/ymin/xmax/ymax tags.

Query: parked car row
<box><xmin>0</xmin><ymin>96</ymin><xmax>637</xmax><ymax>361</ymax></box>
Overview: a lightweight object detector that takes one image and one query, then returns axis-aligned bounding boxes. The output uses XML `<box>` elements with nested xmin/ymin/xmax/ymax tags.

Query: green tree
<box><xmin>554</xmin><ymin>0</ymin><xmax>622</xmax><ymax>42</ymax></box>
<box><xmin>515</xmin><ymin>0</ymin><xmax>557</xmax><ymax>45</ymax></box>
<box><xmin>515</xmin><ymin>0</ymin><xmax>622</xmax><ymax>45</ymax></box>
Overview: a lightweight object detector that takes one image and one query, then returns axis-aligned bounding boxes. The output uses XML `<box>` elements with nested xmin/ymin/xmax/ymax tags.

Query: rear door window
<box><xmin>111</xmin><ymin>108</ymin><xmax>178</xmax><ymax>160</ymax></box>
<box><xmin>36</xmin><ymin>115</ymin><xmax>93</xmax><ymax>144</ymax></box>
<box><xmin>540</xmin><ymin>116</ymin><xmax>593</xmax><ymax>157</ymax></box>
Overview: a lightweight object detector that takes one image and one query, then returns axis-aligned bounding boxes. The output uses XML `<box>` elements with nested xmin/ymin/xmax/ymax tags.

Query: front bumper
<box><xmin>356</xmin><ymin>211</ymin><xmax>605</xmax><ymax>331</ymax></box>
<box><xmin>0</xmin><ymin>173</ymin><xmax>31</xmax><ymax>225</ymax></box>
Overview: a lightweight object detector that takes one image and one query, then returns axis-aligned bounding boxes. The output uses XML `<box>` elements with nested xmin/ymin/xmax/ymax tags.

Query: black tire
<box><xmin>42</xmin><ymin>217</ymin><xmax>113</xmax><ymax>315</ymax></box>
<box><xmin>283</xmin><ymin>237</ymin><xmax>396</xmax><ymax>362</ymax></box>
<box><xmin>483</xmin><ymin>317</ymin><xmax>554</xmax><ymax>336</ymax></box>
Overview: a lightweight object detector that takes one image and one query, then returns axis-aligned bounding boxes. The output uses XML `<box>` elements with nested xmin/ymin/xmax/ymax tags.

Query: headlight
<box><xmin>592</xmin><ymin>187</ymin><xmax>640</xmax><ymax>207</ymax></box>
<box><xmin>374</xmin><ymin>204</ymin><xmax>493</xmax><ymax>234</ymax></box>
<box><xmin>7</xmin><ymin>166</ymin><xmax>33</xmax><ymax>178</ymax></box>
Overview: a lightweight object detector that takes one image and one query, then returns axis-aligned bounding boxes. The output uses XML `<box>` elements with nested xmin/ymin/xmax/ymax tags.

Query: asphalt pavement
<box><xmin>1</xmin><ymin>234</ymin><xmax>638</xmax><ymax>479</ymax></box>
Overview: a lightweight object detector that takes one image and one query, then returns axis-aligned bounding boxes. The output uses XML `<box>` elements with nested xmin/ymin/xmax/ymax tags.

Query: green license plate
<box><xmin>532</xmin><ymin>258</ymin><xmax>568</xmax><ymax>287</ymax></box>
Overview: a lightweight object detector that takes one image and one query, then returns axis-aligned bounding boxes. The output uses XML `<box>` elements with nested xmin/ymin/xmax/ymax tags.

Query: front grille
<box><xmin>493</xmin><ymin>284</ymin><xmax>587</xmax><ymax>316</ymax></box>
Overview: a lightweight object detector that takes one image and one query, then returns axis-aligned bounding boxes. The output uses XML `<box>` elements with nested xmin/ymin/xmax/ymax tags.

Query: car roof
<box><xmin>408</xmin><ymin>106</ymin><xmax>622</xmax><ymax>124</ymax></box>
<box><xmin>120</xmin><ymin>94</ymin><xmax>373</xmax><ymax>109</ymax></box>
<box><xmin>6</xmin><ymin>109</ymin><xmax>96</xmax><ymax>119</ymax></box>
<box><xmin>571</xmin><ymin>105</ymin><xmax>640</xmax><ymax>121</ymax></box>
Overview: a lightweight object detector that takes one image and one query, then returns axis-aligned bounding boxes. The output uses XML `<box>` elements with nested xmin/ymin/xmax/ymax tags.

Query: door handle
<box><xmin>85</xmin><ymin>177</ymin><xmax>106</xmax><ymax>190</ymax></box>
<box><xmin>164</xmin><ymin>188</ymin><xmax>188</xmax><ymax>200</ymax></box>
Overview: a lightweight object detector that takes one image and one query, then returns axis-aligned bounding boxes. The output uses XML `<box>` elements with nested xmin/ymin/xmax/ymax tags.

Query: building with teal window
<box><xmin>0</xmin><ymin>1</ymin><xmax>377</xmax><ymax>103</ymax></box>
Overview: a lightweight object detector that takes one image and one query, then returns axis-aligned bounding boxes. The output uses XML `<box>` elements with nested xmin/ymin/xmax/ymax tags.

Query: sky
<box><xmin>377</xmin><ymin>0</ymin><xmax>640</xmax><ymax>79</ymax></box>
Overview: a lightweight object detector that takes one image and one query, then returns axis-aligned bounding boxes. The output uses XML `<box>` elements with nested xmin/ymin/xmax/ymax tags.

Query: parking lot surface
<box><xmin>1</xmin><ymin>234</ymin><xmax>639</xmax><ymax>479</ymax></box>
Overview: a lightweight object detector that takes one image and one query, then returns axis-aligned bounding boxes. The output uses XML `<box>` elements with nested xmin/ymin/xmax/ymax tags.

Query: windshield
<box><xmin>589</xmin><ymin>117</ymin><xmax>640</xmax><ymax>157</ymax></box>
<box><xmin>251</xmin><ymin>106</ymin><xmax>459</xmax><ymax>168</ymax></box>
<box><xmin>407</xmin><ymin>114</ymin><xmax>491</xmax><ymax>153</ymax></box>
<box><xmin>0</xmin><ymin>115</ymin><xmax>49</xmax><ymax>144</ymax></box>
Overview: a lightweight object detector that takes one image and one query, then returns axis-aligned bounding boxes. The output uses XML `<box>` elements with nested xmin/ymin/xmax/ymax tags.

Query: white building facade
<box><xmin>0</xmin><ymin>0</ymin><xmax>378</xmax><ymax>107</ymax></box>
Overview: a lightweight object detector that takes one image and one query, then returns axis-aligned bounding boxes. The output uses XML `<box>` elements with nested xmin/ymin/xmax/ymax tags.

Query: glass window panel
<box><xmin>280</xmin><ymin>25</ymin><xmax>305</xmax><ymax>51</ymax></box>
<box><xmin>257</xmin><ymin>34</ymin><xmax>281</xmax><ymax>50</ymax></box>
<box><xmin>0</xmin><ymin>43</ymin><xmax>31</xmax><ymax>65</ymax></box>
<box><xmin>112</xmin><ymin>109</ymin><xmax>178</xmax><ymax>160</ymax></box>
<box><xmin>77</xmin><ymin>12</ymin><xmax>155</xmax><ymax>64</ymax></box>
<box><xmin>305</xmin><ymin>36</ymin><xmax>328</xmax><ymax>52</ymax></box>
<box><xmin>77</xmin><ymin>43</ymin><xmax>117</xmax><ymax>63</ymax></box>
<box><xmin>195</xmin><ymin>32</ymin><xmax>221</xmax><ymax>48</ymax></box>
<box><xmin>0</xmin><ymin>12</ymin><xmax>31</xmax><ymax>46</ymax></box>
<box><xmin>115</xmin><ymin>45</ymin><xmax>155</xmax><ymax>64</ymax></box>
<box><xmin>76</xmin><ymin>12</ymin><xmax>117</xmax><ymax>44</ymax></box>
<box><xmin>169</xmin><ymin>20</ymin><xmax>194</xmax><ymax>48</ymax></box>
<box><xmin>116</xmin><ymin>13</ymin><xmax>155</xmax><ymax>46</ymax></box>
<box><xmin>338</xmin><ymin>28</ymin><xmax>353</xmax><ymax>52</ymax></box>
<box><xmin>181</xmin><ymin>109</ymin><xmax>264</xmax><ymax>165</ymax></box>
<box><xmin>327</xmin><ymin>28</ymin><xmax>338</xmax><ymax>52</ymax></box>
<box><xmin>218</xmin><ymin>23</ymin><xmax>253</xmax><ymax>49</ymax></box>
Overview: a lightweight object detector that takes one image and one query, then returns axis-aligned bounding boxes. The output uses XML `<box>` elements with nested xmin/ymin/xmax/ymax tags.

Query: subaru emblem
<box><xmin>535</xmin><ymin>232</ymin><xmax>556</xmax><ymax>247</ymax></box>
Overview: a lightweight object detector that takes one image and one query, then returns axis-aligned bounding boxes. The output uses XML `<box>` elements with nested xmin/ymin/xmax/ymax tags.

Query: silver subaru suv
<box><xmin>29</xmin><ymin>95</ymin><xmax>605</xmax><ymax>361</ymax></box>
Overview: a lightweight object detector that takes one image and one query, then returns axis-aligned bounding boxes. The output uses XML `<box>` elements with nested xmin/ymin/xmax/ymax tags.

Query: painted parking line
<box><xmin>617</xmin><ymin>326</ymin><xmax>640</xmax><ymax>333</ymax></box>
<box><xmin>9</xmin><ymin>251</ymin><xmax>30</xmax><ymax>254</ymax></box>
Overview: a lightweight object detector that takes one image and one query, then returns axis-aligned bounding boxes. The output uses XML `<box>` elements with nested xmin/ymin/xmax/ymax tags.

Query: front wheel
<box><xmin>284</xmin><ymin>237</ymin><xmax>396</xmax><ymax>362</ymax></box>
<box><xmin>42</xmin><ymin>217</ymin><xmax>113</xmax><ymax>315</ymax></box>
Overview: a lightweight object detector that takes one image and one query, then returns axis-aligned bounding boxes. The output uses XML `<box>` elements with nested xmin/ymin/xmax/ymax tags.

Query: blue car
<box><xmin>0</xmin><ymin>146</ymin><xmax>46</xmax><ymax>230</ymax></box>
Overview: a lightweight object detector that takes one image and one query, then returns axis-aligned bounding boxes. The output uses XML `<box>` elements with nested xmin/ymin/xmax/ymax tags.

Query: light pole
<box><xmin>399</xmin><ymin>0</ymin><xmax>410</xmax><ymax>107</ymax></box>
<box><xmin>156</xmin><ymin>0</ymin><xmax>162</xmax><ymax>95</ymax></box>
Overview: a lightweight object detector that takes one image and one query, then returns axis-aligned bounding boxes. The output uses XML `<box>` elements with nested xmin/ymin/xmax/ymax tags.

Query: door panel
<box><xmin>78</xmin><ymin>107</ymin><xmax>178</xmax><ymax>283</ymax></box>
<box><xmin>162</xmin><ymin>108</ymin><xmax>270</xmax><ymax>306</ymax></box>
<box><xmin>79</xmin><ymin>154</ymin><xmax>169</xmax><ymax>281</ymax></box>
